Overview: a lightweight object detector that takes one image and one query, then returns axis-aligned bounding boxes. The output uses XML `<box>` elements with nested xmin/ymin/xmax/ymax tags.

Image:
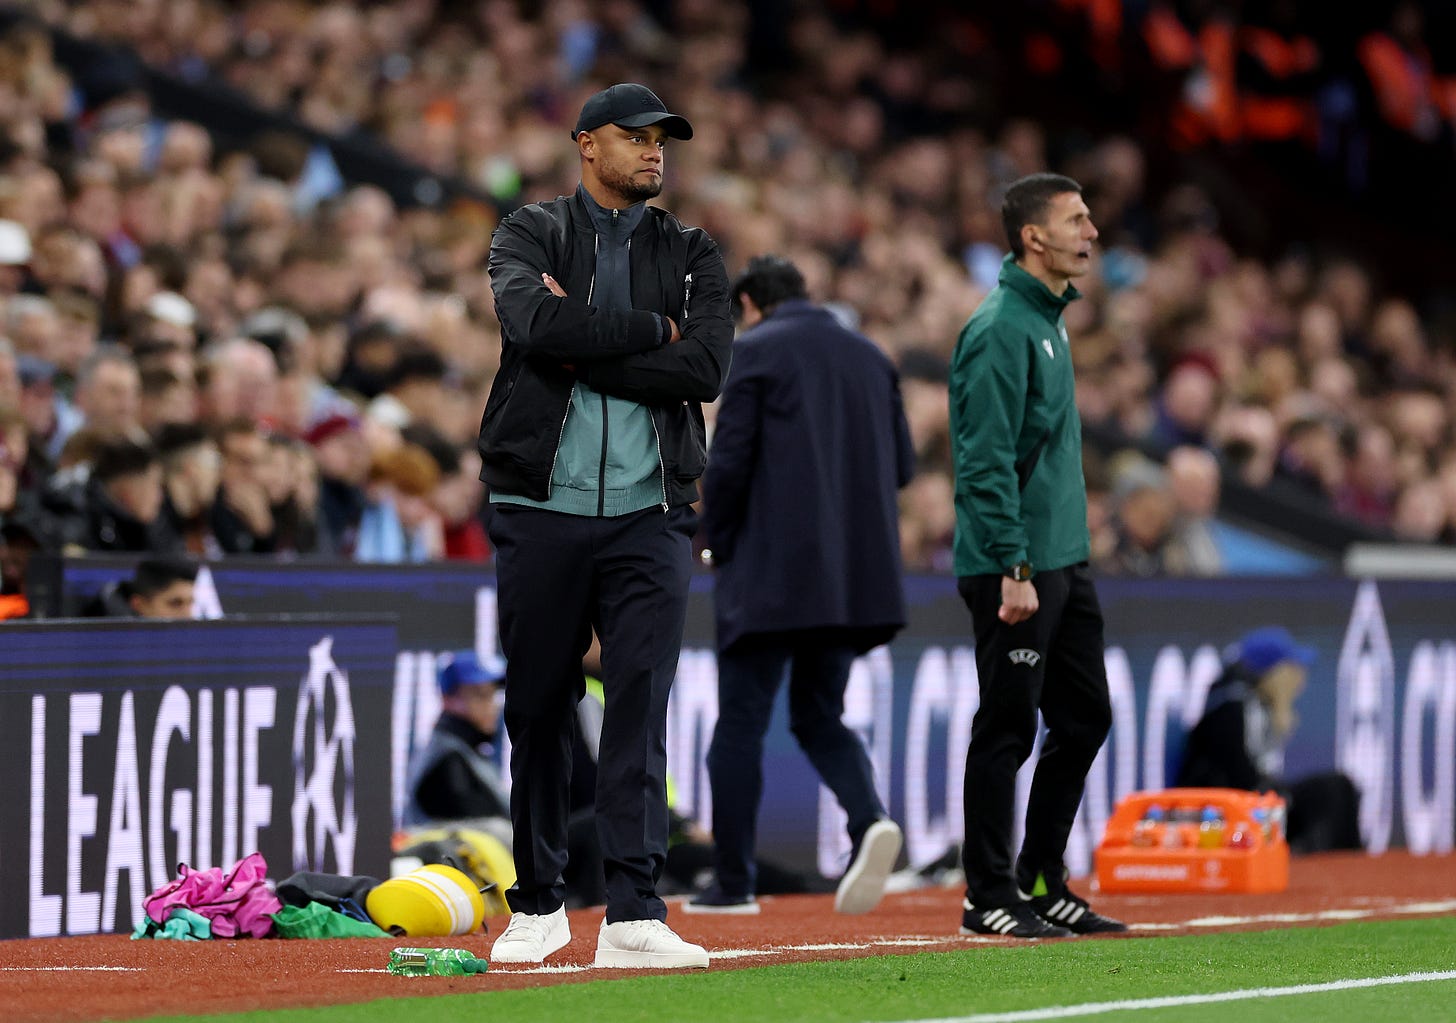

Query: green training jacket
<box><xmin>949</xmin><ymin>255</ymin><xmax>1091</xmax><ymax>578</ymax></box>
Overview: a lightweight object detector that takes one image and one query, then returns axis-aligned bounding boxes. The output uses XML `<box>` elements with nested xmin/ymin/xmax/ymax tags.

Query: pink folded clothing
<box><xmin>144</xmin><ymin>851</ymin><xmax>282</xmax><ymax>938</ymax></box>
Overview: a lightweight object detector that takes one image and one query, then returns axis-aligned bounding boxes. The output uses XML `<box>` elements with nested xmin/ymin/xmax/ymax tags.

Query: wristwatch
<box><xmin>1004</xmin><ymin>561</ymin><xmax>1034</xmax><ymax>582</ymax></box>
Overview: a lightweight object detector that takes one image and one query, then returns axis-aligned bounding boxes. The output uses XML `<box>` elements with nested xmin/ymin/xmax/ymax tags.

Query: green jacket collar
<box><xmin>999</xmin><ymin>254</ymin><xmax>1081</xmax><ymax>316</ymax></box>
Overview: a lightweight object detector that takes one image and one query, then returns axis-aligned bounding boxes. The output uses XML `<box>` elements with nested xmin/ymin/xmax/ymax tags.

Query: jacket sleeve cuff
<box><xmin>653</xmin><ymin>313</ymin><xmax>673</xmax><ymax>347</ymax></box>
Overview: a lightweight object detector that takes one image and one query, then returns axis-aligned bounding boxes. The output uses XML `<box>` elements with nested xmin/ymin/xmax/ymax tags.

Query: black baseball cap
<box><xmin>572</xmin><ymin>83</ymin><xmax>693</xmax><ymax>141</ymax></box>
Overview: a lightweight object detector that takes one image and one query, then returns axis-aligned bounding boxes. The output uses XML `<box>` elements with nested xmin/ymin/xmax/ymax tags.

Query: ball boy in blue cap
<box><xmin>1177</xmin><ymin>626</ymin><xmax>1362</xmax><ymax>852</ymax></box>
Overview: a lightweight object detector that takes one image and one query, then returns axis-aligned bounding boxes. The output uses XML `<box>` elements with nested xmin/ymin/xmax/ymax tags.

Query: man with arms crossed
<box><xmin>480</xmin><ymin>83</ymin><xmax>732</xmax><ymax>968</ymax></box>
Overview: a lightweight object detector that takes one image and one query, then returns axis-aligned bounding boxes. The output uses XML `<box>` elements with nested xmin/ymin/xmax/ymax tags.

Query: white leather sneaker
<box><xmin>593</xmin><ymin>918</ymin><xmax>709</xmax><ymax>969</ymax></box>
<box><xmin>489</xmin><ymin>905</ymin><xmax>570</xmax><ymax>963</ymax></box>
<box><xmin>835</xmin><ymin>818</ymin><xmax>903</xmax><ymax>914</ymax></box>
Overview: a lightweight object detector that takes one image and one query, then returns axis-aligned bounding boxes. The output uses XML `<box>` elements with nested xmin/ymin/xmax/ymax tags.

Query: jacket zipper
<box><xmin>649</xmin><ymin>409</ymin><xmax>668</xmax><ymax>512</ymax></box>
<box><xmin>548</xmin><ymin>384</ymin><xmax>573</xmax><ymax>498</ymax></box>
<box><xmin>595</xmin><ymin>225</ymin><xmax>613</xmax><ymax>516</ymax></box>
<box><xmin>683</xmin><ymin>273</ymin><xmax>693</xmax><ymax>320</ymax></box>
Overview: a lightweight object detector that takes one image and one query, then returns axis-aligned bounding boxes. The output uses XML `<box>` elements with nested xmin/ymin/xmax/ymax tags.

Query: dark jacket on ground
<box><xmin>479</xmin><ymin>189</ymin><xmax>733</xmax><ymax>508</ymax></box>
<box><xmin>703</xmin><ymin>299</ymin><xmax>915</xmax><ymax>653</ymax></box>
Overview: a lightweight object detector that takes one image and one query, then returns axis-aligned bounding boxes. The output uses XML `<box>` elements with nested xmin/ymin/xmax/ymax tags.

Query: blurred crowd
<box><xmin>1</xmin><ymin>0</ymin><xmax>1455</xmax><ymax>610</ymax></box>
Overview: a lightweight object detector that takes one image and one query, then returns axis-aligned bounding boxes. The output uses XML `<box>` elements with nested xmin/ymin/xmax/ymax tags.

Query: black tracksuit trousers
<box><xmin>487</xmin><ymin>503</ymin><xmax>696</xmax><ymax>924</ymax></box>
<box><xmin>958</xmin><ymin>563</ymin><xmax>1112</xmax><ymax>907</ymax></box>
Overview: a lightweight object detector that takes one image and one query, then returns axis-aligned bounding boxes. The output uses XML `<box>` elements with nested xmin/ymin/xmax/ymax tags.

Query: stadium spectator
<box><xmin>82</xmin><ymin>556</ymin><xmax>199</xmax><ymax>620</ymax></box>
<box><xmin>68</xmin><ymin>345</ymin><xmax>143</xmax><ymax>448</ymax></box>
<box><xmin>306</xmin><ymin>413</ymin><xmax>369</xmax><ymax>557</ymax></box>
<box><xmin>212</xmin><ymin>418</ymin><xmax>277</xmax><ymax>554</ymax></box>
<box><xmin>4</xmin><ymin>0</ymin><xmax>1456</xmax><ymax>572</ymax></box>
<box><xmin>357</xmin><ymin>441</ymin><xmax>441</xmax><ymax>563</ymax></box>
<box><xmin>0</xmin><ymin>516</ymin><xmax>45</xmax><ymax>621</ymax></box>
<box><xmin>1164</xmin><ymin>445</ymin><xmax>1224</xmax><ymax>576</ymax></box>
<box><xmin>154</xmin><ymin>422</ymin><xmax>221</xmax><ymax>558</ymax></box>
<box><xmin>65</xmin><ymin>437</ymin><xmax>171</xmax><ymax>554</ymax></box>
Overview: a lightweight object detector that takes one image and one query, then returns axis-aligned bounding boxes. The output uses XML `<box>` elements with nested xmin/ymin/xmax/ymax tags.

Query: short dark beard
<box><xmin>603</xmin><ymin>165</ymin><xmax>662</xmax><ymax>204</ymax></box>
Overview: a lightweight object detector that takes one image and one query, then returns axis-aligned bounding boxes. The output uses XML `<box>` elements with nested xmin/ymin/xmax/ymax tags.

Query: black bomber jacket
<box><xmin>479</xmin><ymin>189</ymin><xmax>734</xmax><ymax>508</ymax></box>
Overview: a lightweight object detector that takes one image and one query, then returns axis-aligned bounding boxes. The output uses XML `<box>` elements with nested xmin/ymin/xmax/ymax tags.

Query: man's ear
<box><xmin>128</xmin><ymin>593</ymin><xmax>146</xmax><ymax>615</ymax></box>
<box><xmin>577</xmin><ymin>131</ymin><xmax>594</xmax><ymax>158</ymax></box>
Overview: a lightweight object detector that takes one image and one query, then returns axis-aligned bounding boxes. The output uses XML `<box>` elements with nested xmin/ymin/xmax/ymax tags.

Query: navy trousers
<box><xmin>487</xmin><ymin>503</ymin><xmax>695</xmax><ymax>923</ymax></box>
<box><xmin>706</xmin><ymin>632</ymin><xmax>887</xmax><ymax>897</ymax></box>
<box><xmin>958</xmin><ymin>564</ymin><xmax>1112</xmax><ymax>907</ymax></box>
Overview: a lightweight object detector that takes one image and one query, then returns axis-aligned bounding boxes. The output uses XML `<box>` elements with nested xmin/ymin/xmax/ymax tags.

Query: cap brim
<box><xmin>613</xmin><ymin>112</ymin><xmax>694</xmax><ymax>140</ymax></box>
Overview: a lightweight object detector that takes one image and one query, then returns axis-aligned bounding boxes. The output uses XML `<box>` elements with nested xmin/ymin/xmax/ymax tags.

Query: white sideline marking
<box><xmin>1127</xmin><ymin>899</ymin><xmax>1456</xmax><ymax>932</ymax></box>
<box><xmin>516</xmin><ymin>965</ymin><xmax>590</xmax><ymax>974</ymax></box>
<box><xmin>0</xmin><ymin>966</ymin><xmax>144</xmax><ymax>972</ymax></box>
<box><xmin>879</xmin><ymin>970</ymin><xmax>1456</xmax><ymax>1023</ymax></box>
<box><xmin>337</xmin><ymin>968</ymin><xmax>391</xmax><ymax>974</ymax></box>
<box><xmin>712</xmin><ymin>941</ymin><xmax>871</xmax><ymax>961</ymax></box>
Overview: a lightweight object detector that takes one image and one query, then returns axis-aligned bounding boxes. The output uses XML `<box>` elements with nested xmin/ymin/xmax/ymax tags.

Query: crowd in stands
<box><xmin>1</xmin><ymin>0</ymin><xmax>1455</xmax><ymax>607</ymax></box>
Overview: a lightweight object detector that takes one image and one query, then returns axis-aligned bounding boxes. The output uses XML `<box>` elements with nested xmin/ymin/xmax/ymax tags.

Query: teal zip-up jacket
<box><xmin>950</xmin><ymin>255</ymin><xmax>1090</xmax><ymax>577</ymax></box>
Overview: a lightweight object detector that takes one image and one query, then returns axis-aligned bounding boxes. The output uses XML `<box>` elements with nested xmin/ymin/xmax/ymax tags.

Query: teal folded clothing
<box><xmin>132</xmin><ymin>906</ymin><xmax>212</xmax><ymax>941</ymax></box>
<box><xmin>272</xmin><ymin>901</ymin><xmax>390</xmax><ymax>939</ymax></box>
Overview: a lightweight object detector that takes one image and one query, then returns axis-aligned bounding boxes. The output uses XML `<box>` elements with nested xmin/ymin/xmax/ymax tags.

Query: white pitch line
<box><xmin>513</xmin><ymin>964</ymin><xmax>590</xmax><ymax>974</ymax></box>
<box><xmin>877</xmin><ymin>970</ymin><xmax>1456</xmax><ymax>1023</ymax></box>
<box><xmin>1392</xmin><ymin>900</ymin><xmax>1456</xmax><ymax>915</ymax></box>
<box><xmin>1</xmin><ymin>966</ymin><xmax>144</xmax><ymax>973</ymax></box>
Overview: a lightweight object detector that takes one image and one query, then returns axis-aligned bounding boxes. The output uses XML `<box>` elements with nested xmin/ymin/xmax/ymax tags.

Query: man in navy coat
<box><xmin>690</xmin><ymin>255</ymin><xmax>915</xmax><ymax>916</ymax></box>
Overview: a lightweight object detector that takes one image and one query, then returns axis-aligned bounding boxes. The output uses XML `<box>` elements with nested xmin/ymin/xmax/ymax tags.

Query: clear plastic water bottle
<box><xmin>387</xmin><ymin>947</ymin><xmax>489</xmax><ymax>977</ymax></box>
<box><xmin>1132</xmin><ymin>804</ymin><xmax>1166</xmax><ymax>847</ymax></box>
<box><xmin>1268</xmin><ymin>802</ymin><xmax>1287</xmax><ymax>842</ymax></box>
<box><xmin>1251</xmin><ymin>806</ymin><xmax>1271</xmax><ymax>842</ymax></box>
<box><xmin>1197</xmin><ymin>805</ymin><xmax>1226</xmax><ymax>849</ymax></box>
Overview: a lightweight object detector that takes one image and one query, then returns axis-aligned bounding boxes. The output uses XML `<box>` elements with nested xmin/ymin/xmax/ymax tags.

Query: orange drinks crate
<box><xmin>1093</xmin><ymin>787</ymin><xmax>1289</xmax><ymax>894</ymax></box>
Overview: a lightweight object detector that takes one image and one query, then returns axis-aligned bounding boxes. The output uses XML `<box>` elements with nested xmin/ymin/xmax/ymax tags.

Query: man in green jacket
<box><xmin>949</xmin><ymin>173</ymin><xmax>1126</xmax><ymax>939</ymax></box>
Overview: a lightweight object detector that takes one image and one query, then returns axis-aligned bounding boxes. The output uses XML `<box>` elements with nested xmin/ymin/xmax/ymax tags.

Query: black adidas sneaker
<box><xmin>1027</xmin><ymin>888</ymin><xmax>1128</xmax><ymax>934</ymax></box>
<box><xmin>960</xmin><ymin>899</ymin><xmax>1073</xmax><ymax>939</ymax></box>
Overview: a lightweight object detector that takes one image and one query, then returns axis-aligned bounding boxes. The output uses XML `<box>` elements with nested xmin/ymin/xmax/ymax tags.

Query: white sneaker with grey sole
<box><xmin>594</xmin><ymin>918</ymin><xmax>709</xmax><ymax>969</ymax></box>
<box><xmin>835</xmin><ymin>819</ymin><xmax>903</xmax><ymax>914</ymax></box>
<box><xmin>489</xmin><ymin>905</ymin><xmax>570</xmax><ymax>963</ymax></box>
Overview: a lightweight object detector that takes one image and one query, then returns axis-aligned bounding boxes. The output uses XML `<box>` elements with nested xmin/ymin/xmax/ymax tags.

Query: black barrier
<box><xmin>21</xmin><ymin>559</ymin><xmax>1456</xmax><ymax>926</ymax></box>
<box><xmin>0</xmin><ymin>615</ymin><xmax>397</xmax><ymax>939</ymax></box>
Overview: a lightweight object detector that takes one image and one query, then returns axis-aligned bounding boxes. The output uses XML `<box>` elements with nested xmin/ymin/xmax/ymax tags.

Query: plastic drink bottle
<box><xmin>387</xmin><ymin>947</ymin><xmax>489</xmax><ymax>976</ymax></box>
<box><xmin>1132</xmin><ymin>804</ymin><xmax>1166</xmax><ymax>847</ymax></box>
<box><xmin>1197</xmin><ymin>805</ymin><xmax>1226</xmax><ymax>849</ymax></box>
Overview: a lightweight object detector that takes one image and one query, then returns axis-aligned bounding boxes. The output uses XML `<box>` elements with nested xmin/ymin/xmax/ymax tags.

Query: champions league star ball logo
<box><xmin>291</xmin><ymin>638</ymin><xmax>358</xmax><ymax>873</ymax></box>
<box><xmin>1336</xmin><ymin>582</ymin><xmax>1396</xmax><ymax>854</ymax></box>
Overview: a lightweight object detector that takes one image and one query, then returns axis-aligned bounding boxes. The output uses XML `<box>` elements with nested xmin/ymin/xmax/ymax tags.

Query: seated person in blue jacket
<box><xmin>404</xmin><ymin>651</ymin><xmax>606</xmax><ymax>907</ymax></box>
<box><xmin>404</xmin><ymin>651</ymin><xmax>511</xmax><ymax>835</ymax></box>
<box><xmin>1176</xmin><ymin>626</ymin><xmax>1362</xmax><ymax>853</ymax></box>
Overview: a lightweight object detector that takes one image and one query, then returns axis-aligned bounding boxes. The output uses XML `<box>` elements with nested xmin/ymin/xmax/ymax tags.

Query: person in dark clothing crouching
<box><xmin>1177</xmin><ymin>626</ymin><xmax>1362</xmax><ymax>854</ymax></box>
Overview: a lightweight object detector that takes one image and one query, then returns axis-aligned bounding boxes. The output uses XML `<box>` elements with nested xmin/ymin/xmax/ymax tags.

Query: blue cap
<box><xmin>438</xmin><ymin>651</ymin><xmax>501</xmax><ymax>695</ymax></box>
<box><xmin>1235</xmin><ymin>627</ymin><xmax>1316</xmax><ymax>675</ymax></box>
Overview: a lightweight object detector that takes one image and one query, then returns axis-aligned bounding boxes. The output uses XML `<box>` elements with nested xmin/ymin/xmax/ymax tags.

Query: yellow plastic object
<box><xmin>393</xmin><ymin>827</ymin><xmax>516</xmax><ymax>917</ymax></box>
<box><xmin>366</xmin><ymin>864</ymin><xmax>487</xmax><ymax>936</ymax></box>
